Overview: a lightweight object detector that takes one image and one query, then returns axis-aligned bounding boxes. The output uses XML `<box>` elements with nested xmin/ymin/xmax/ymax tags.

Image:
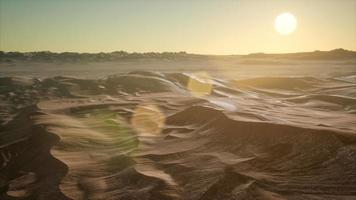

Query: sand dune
<box><xmin>1</xmin><ymin>70</ymin><xmax>356</xmax><ymax>199</ymax></box>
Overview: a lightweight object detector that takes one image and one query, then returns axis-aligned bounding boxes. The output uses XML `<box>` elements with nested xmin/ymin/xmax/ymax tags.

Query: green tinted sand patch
<box><xmin>73</xmin><ymin>109</ymin><xmax>139</xmax><ymax>171</ymax></box>
<box><xmin>49</xmin><ymin>108</ymin><xmax>139</xmax><ymax>173</ymax></box>
<box><xmin>72</xmin><ymin>108</ymin><xmax>139</xmax><ymax>152</ymax></box>
<box><xmin>46</xmin><ymin>108</ymin><xmax>140</xmax><ymax>198</ymax></box>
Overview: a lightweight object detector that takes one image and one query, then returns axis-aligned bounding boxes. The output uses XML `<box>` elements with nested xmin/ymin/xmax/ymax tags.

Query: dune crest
<box><xmin>1</xmin><ymin>71</ymin><xmax>356</xmax><ymax>200</ymax></box>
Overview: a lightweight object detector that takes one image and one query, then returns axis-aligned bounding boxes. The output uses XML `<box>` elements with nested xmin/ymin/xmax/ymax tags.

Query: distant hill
<box><xmin>0</xmin><ymin>49</ymin><xmax>355</xmax><ymax>63</ymax></box>
<box><xmin>245</xmin><ymin>49</ymin><xmax>356</xmax><ymax>60</ymax></box>
<box><xmin>0</xmin><ymin>51</ymin><xmax>201</xmax><ymax>63</ymax></box>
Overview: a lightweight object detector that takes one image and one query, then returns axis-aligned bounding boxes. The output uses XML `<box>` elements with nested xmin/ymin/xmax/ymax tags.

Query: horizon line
<box><xmin>0</xmin><ymin>48</ymin><xmax>355</xmax><ymax>56</ymax></box>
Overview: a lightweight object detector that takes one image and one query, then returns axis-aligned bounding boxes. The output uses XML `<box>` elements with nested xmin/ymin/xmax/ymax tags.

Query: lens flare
<box><xmin>131</xmin><ymin>104</ymin><xmax>165</xmax><ymax>136</ymax></box>
<box><xmin>187</xmin><ymin>72</ymin><xmax>213</xmax><ymax>97</ymax></box>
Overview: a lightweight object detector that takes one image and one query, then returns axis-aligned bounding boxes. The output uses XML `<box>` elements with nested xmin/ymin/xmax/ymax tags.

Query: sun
<box><xmin>275</xmin><ymin>13</ymin><xmax>297</xmax><ymax>35</ymax></box>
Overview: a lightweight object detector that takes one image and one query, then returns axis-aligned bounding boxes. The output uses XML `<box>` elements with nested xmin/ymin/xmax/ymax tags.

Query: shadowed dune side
<box><xmin>0</xmin><ymin>107</ymin><xmax>70</xmax><ymax>200</ymax></box>
<box><xmin>0</xmin><ymin>71</ymin><xmax>356</xmax><ymax>199</ymax></box>
<box><xmin>105</xmin><ymin>73</ymin><xmax>183</xmax><ymax>94</ymax></box>
<box><xmin>147</xmin><ymin>106</ymin><xmax>356</xmax><ymax>199</ymax></box>
<box><xmin>285</xmin><ymin>94</ymin><xmax>356</xmax><ymax>111</ymax></box>
<box><xmin>29</xmin><ymin>95</ymin><xmax>198</xmax><ymax>200</ymax></box>
<box><xmin>233</xmin><ymin>77</ymin><xmax>321</xmax><ymax>91</ymax></box>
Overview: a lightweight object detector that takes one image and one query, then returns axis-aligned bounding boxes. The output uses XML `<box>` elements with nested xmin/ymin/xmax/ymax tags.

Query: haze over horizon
<box><xmin>1</xmin><ymin>0</ymin><xmax>356</xmax><ymax>55</ymax></box>
<box><xmin>0</xmin><ymin>48</ymin><xmax>355</xmax><ymax>56</ymax></box>
<box><xmin>1</xmin><ymin>1</ymin><xmax>356</xmax><ymax>200</ymax></box>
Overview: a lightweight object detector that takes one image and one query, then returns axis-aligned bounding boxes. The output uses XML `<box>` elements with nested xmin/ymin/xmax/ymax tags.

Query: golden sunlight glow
<box><xmin>275</xmin><ymin>13</ymin><xmax>297</xmax><ymax>35</ymax></box>
<box><xmin>131</xmin><ymin>104</ymin><xmax>165</xmax><ymax>136</ymax></box>
<box><xmin>187</xmin><ymin>72</ymin><xmax>213</xmax><ymax>97</ymax></box>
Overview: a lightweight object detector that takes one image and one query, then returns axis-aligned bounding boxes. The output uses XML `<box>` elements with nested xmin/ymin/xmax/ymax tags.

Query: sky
<box><xmin>0</xmin><ymin>0</ymin><xmax>355</xmax><ymax>54</ymax></box>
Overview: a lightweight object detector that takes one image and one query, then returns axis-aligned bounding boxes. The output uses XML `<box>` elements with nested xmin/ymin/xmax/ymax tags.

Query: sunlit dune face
<box><xmin>187</xmin><ymin>72</ymin><xmax>213</xmax><ymax>97</ymax></box>
<box><xmin>131</xmin><ymin>104</ymin><xmax>165</xmax><ymax>136</ymax></box>
<box><xmin>275</xmin><ymin>13</ymin><xmax>297</xmax><ymax>35</ymax></box>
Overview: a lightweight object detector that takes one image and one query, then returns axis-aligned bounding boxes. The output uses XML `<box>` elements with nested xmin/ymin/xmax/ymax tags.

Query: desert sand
<box><xmin>1</xmin><ymin>52</ymin><xmax>356</xmax><ymax>200</ymax></box>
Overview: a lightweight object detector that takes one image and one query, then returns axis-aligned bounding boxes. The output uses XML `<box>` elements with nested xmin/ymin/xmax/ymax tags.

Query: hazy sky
<box><xmin>1</xmin><ymin>0</ymin><xmax>355</xmax><ymax>54</ymax></box>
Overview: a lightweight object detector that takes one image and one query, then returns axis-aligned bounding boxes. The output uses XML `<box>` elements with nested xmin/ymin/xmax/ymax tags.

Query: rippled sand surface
<box><xmin>1</xmin><ymin>69</ymin><xmax>356</xmax><ymax>199</ymax></box>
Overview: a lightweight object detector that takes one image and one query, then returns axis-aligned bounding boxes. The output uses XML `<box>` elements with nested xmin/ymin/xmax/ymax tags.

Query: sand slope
<box><xmin>1</xmin><ymin>71</ymin><xmax>356</xmax><ymax>200</ymax></box>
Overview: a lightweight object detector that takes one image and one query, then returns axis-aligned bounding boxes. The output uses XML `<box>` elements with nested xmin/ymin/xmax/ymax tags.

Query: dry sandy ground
<box><xmin>1</xmin><ymin>66</ymin><xmax>356</xmax><ymax>199</ymax></box>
